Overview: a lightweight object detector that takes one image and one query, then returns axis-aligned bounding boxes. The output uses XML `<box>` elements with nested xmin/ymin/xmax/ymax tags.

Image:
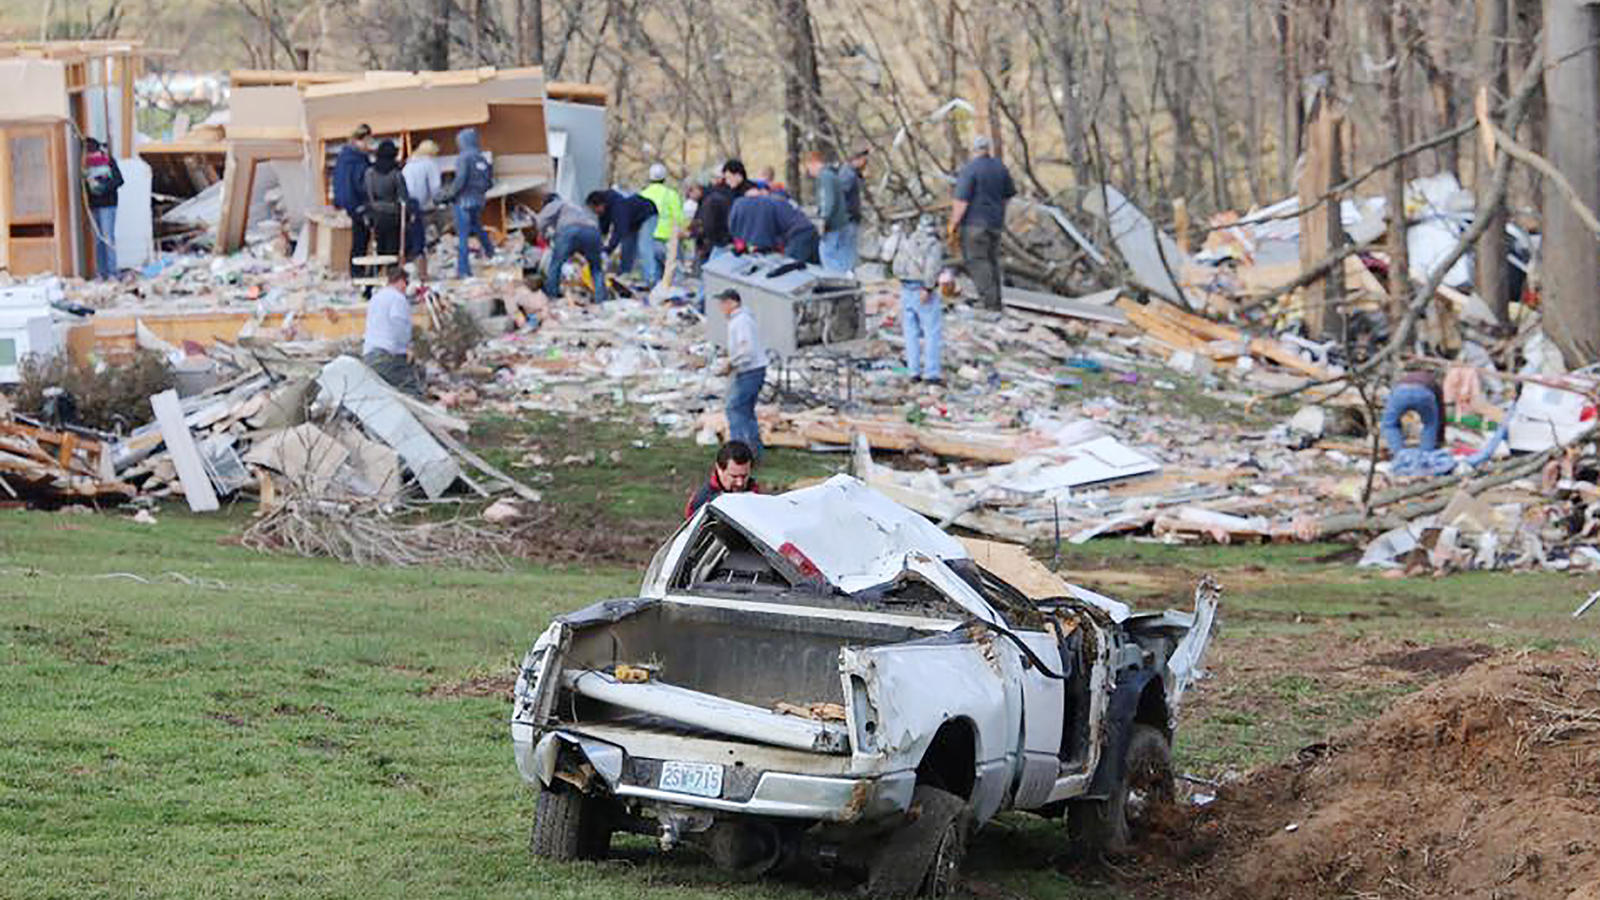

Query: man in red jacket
<box><xmin>684</xmin><ymin>441</ymin><xmax>760</xmax><ymax>518</ymax></box>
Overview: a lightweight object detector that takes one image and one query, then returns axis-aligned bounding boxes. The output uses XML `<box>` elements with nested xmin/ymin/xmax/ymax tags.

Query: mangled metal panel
<box><xmin>708</xmin><ymin>475</ymin><xmax>970</xmax><ymax>594</ymax></box>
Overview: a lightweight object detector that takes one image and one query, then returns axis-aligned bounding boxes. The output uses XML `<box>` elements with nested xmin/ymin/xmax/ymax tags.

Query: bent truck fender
<box><xmin>840</xmin><ymin>632</ymin><xmax>1024</xmax><ymax>824</ymax></box>
<box><xmin>1083</xmin><ymin>666</ymin><xmax>1163</xmax><ymax>801</ymax></box>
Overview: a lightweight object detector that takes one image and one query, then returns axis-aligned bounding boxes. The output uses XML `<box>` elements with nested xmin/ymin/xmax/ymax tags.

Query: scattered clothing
<box><xmin>684</xmin><ymin>465</ymin><xmax>761</xmax><ymax>519</ymax></box>
<box><xmin>1390</xmin><ymin>447</ymin><xmax>1457</xmax><ymax>478</ymax></box>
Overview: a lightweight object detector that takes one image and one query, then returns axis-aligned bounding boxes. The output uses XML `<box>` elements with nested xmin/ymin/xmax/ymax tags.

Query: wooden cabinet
<box><xmin>0</xmin><ymin>121</ymin><xmax>72</xmax><ymax>277</ymax></box>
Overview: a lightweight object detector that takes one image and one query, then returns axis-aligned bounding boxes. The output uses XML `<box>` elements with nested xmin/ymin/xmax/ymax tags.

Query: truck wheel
<box><xmin>1068</xmin><ymin>723</ymin><xmax>1174</xmax><ymax>855</ymax></box>
<box><xmin>866</xmin><ymin>785</ymin><xmax>971</xmax><ymax>899</ymax></box>
<box><xmin>529</xmin><ymin>782</ymin><xmax>613</xmax><ymax>861</ymax></box>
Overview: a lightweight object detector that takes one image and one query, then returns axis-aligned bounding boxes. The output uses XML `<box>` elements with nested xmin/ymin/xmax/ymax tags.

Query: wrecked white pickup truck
<box><xmin>511</xmin><ymin>475</ymin><xmax>1218</xmax><ymax>897</ymax></box>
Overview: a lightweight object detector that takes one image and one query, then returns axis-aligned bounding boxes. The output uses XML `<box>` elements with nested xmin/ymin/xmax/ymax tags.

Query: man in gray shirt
<box><xmin>362</xmin><ymin>266</ymin><xmax>423</xmax><ymax>396</ymax></box>
<box><xmin>948</xmin><ymin>134</ymin><xmax>1016</xmax><ymax>311</ymax></box>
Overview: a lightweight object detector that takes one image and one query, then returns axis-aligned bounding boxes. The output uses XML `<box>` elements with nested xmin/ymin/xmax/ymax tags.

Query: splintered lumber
<box><xmin>150</xmin><ymin>389</ymin><xmax>220</xmax><ymax>512</ymax></box>
<box><xmin>703</xmin><ymin>410</ymin><xmax>1032</xmax><ymax>463</ymax></box>
<box><xmin>1115</xmin><ymin>298</ymin><xmax>1335</xmax><ymax>380</ymax></box>
<box><xmin>1313</xmin><ymin>449</ymin><xmax>1553</xmax><ymax>538</ymax></box>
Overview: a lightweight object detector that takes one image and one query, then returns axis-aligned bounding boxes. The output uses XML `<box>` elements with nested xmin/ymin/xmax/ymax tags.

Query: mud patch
<box><xmin>1366</xmin><ymin>641</ymin><xmax>1494</xmax><ymax>676</ymax></box>
<box><xmin>1134</xmin><ymin>650</ymin><xmax>1600</xmax><ymax>899</ymax></box>
<box><xmin>427</xmin><ymin>670</ymin><xmax>515</xmax><ymax>700</ymax></box>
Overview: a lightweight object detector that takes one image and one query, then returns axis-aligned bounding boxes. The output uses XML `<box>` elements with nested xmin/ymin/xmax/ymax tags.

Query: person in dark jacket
<box><xmin>684</xmin><ymin>441</ymin><xmax>759</xmax><ymax>518</ymax></box>
<box><xmin>695</xmin><ymin>160</ymin><xmax>754</xmax><ymax>262</ymax></box>
<box><xmin>82</xmin><ymin>138</ymin><xmax>124</xmax><ymax>278</ymax></box>
<box><xmin>363</xmin><ymin>140</ymin><xmax>410</xmax><ymax>262</ymax></box>
<box><xmin>332</xmin><ymin>124</ymin><xmax>373</xmax><ymax>275</ymax></box>
<box><xmin>948</xmin><ymin>134</ymin><xmax>1017</xmax><ymax>310</ymax></box>
<box><xmin>587</xmin><ymin>188</ymin><xmax>661</xmax><ymax>286</ymax></box>
<box><xmin>729</xmin><ymin>189</ymin><xmax>784</xmax><ymax>254</ymax></box>
<box><xmin>437</xmin><ymin>127</ymin><xmax>495</xmax><ymax>278</ymax></box>
<box><xmin>807</xmin><ymin>149</ymin><xmax>851</xmax><ymax>271</ymax></box>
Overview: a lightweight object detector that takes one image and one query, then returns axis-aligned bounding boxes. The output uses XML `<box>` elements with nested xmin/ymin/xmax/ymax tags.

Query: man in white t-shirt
<box><xmin>362</xmin><ymin>266</ymin><xmax>423</xmax><ymax>396</ymax></box>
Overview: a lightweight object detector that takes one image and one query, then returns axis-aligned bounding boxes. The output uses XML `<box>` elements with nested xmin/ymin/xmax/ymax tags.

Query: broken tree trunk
<box><xmin>1298</xmin><ymin>95</ymin><xmax>1347</xmax><ymax>340</ymax></box>
<box><xmin>1539</xmin><ymin>0</ymin><xmax>1600</xmax><ymax>366</ymax></box>
<box><xmin>1473</xmin><ymin>0</ymin><xmax>1511</xmax><ymax>325</ymax></box>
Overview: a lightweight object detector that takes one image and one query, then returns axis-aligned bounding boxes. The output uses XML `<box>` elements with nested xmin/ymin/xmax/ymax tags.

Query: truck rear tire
<box><xmin>1068</xmin><ymin>723</ymin><xmax>1174</xmax><ymax>855</ymax></box>
<box><xmin>866</xmin><ymin>785</ymin><xmax>971</xmax><ymax>899</ymax></box>
<box><xmin>530</xmin><ymin>782</ymin><xmax>613</xmax><ymax>861</ymax></box>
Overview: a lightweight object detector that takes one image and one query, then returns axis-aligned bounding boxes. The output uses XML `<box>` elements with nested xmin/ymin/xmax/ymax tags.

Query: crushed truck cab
<box><xmin>511</xmin><ymin>475</ymin><xmax>1219</xmax><ymax>895</ymax></box>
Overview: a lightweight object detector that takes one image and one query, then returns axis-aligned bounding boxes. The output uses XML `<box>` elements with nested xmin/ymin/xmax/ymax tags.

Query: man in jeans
<box><xmin>588</xmin><ymin>188</ymin><xmax>661</xmax><ymax>287</ymax></box>
<box><xmin>948</xmin><ymin>134</ymin><xmax>1016</xmax><ymax>310</ymax></box>
<box><xmin>438</xmin><ymin>127</ymin><xmax>495</xmax><ymax>278</ymax></box>
<box><xmin>82</xmin><ymin>138</ymin><xmax>123</xmax><ymax>279</ymax></box>
<box><xmin>884</xmin><ymin>216</ymin><xmax>946</xmax><ymax>384</ymax></box>
<box><xmin>536</xmin><ymin>192</ymin><xmax>607</xmax><ymax>304</ymax></box>
<box><xmin>716</xmin><ymin>288</ymin><xmax>768</xmax><ymax>458</ymax></box>
<box><xmin>808</xmin><ymin>149</ymin><xmax>851</xmax><ymax>272</ymax></box>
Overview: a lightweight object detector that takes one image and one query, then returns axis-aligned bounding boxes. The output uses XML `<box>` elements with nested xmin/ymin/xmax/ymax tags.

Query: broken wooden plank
<box><xmin>150</xmin><ymin>388</ymin><xmax>220</xmax><ymax>512</ymax></box>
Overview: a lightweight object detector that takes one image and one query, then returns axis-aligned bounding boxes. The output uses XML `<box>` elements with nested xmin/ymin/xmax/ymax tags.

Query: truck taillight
<box><xmin>778</xmin><ymin>541</ymin><xmax>822</xmax><ymax>581</ymax></box>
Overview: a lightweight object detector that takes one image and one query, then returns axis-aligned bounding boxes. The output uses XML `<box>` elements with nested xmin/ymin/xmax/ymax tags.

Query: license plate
<box><xmin>658</xmin><ymin>760</ymin><xmax>723</xmax><ymax>798</ymax></box>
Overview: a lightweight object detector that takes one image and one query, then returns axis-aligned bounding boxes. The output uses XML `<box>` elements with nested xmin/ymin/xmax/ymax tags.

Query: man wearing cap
<box><xmin>715</xmin><ymin>288</ymin><xmax>768</xmax><ymax>458</ymax></box>
<box><xmin>403</xmin><ymin>140</ymin><xmax>444</xmax><ymax>281</ymax></box>
<box><xmin>639</xmin><ymin>163</ymin><xmax>685</xmax><ymax>282</ymax></box>
<box><xmin>948</xmin><ymin>134</ymin><xmax>1016</xmax><ymax>311</ymax></box>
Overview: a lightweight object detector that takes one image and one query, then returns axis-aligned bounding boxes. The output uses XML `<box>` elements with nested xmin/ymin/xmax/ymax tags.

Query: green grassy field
<box><xmin>4</xmin><ymin>467</ymin><xmax>1597</xmax><ymax>897</ymax></box>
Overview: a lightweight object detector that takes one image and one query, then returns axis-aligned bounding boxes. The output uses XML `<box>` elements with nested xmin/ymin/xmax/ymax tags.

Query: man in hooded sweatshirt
<box><xmin>82</xmin><ymin>138</ymin><xmax>124</xmax><ymax>278</ymax></box>
<box><xmin>363</xmin><ymin>140</ymin><xmax>410</xmax><ymax>263</ymax></box>
<box><xmin>332</xmin><ymin>125</ymin><xmax>373</xmax><ymax>275</ymax></box>
<box><xmin>437</xmin><ymin>127</ymin><xmax>495</xmax><ymax>278</ymax></box>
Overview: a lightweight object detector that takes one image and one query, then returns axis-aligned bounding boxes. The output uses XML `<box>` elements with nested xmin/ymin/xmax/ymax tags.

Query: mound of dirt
<box><xmin>1150</xmin><ymin>650</ymin><xmax>1600</xmax><ymax>899</ymax></box>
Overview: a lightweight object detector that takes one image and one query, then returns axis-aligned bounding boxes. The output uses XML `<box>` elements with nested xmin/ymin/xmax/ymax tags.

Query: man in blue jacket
<box><xmin>728</xmin><ymin>188</ymin><xmax>783</xmax><ymax>254</ymax></box>
<box><xmin>438</xmin><ymin>127</ymin><xmax>495</xmax><ymax>278</ymax></box>
<box><xmin>332</xmin><ymin>124</ymin><xmax>373</xmax><ymax>275</ymax></box>
<box><xmin>587</xmin><ymin>188</ymin><xmax>661</xmax><ymax>286</ymax></box>
<box><xmin>772</xmin><ymin>196</ymin><xmax>820</xmax><ymax>264</ymax></box>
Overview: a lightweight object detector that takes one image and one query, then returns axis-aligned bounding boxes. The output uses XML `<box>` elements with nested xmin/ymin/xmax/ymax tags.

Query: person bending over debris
<box><xmin>729</xmin><ymin>188</ymin><xmax>784</xmax><ymax>255</ymax></box>
<box><xmin>684</xmin><ymin>440</ymin><xmax>759</xmax><ymax>518</ymax></box>
<box><xmin>588</xmin><ymin>188</ymin><xmax>661</xmax><ymax>287</ymax></box>
<box><xmin>883</xmin><ymin>216</ymin><xmax>947</xmax><ymax>384</ymax></box>
<box><xmin>536</xmin><ymin>192</ymin><xmax>607</xmax><ymax>304</ymax></box>
<box><xmin>949</xmin><ymin>134</ymin><xmax>1016</xmax><ymax>311</ymax></box>
<box><xmin>715</xmin><ymin>288</ymin><xmax>768</xmax><ymax>458</ymax></box>
<box><xmin>82</xmin><ymin>138</ymin><xmax>124</xmax><ymax>279</ymax></box>
<box><xmin>402</xmin><ymin>140</ymin><xmax>444</xmax><ymax>282</ymax></box>
<box><xmin>363</xmin><ymin>266</ymin><xmax>424</xmax><ymax>397</ymax></box>
<box><xmin>363</xmin><ymin>140</ymin><xmax>410</xmax><ymax>265</ymax></box>
<box><xmin>333</xmin><ymin>124</ymin><xmax>374</xmax><ymax>275</ymax></box>
<box><xmin>1382</xmin><ymin>369</ymin><xmax>1454</xmax><ymax>477</ymax></box>
<box><xmin>438</xmin><ymin>127</ymin><xmax>495</xmax><ymax>279</ymax></box>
